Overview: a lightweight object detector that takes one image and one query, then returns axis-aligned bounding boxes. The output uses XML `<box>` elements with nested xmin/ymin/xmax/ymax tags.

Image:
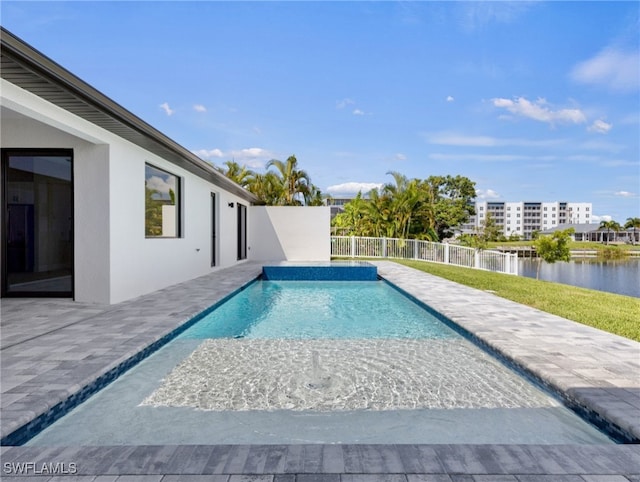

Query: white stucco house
<box><xmin>0</xmin><ymin>28</ymin><xmax>329</xmax><ymax>304</ymax></box>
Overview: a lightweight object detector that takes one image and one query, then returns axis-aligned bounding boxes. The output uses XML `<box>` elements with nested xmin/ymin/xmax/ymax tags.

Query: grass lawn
<box><xmin>392</xmin><ymin>259</ymin><xmax>640</xmax><ymax>342</ymax></box>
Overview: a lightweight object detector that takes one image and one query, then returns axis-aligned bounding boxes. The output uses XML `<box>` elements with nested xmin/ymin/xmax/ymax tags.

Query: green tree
<box><xmin>222</xmin><ymin>160</ymin><xmax>254</xmax><ymax>187</ymax></box>
<box><xmin>599</xmin><ymin>220</ymin><xmax>621</xmax><ymax>244</ymax></box>
<box><xmin>331</xmin><ymin>192</ymin><xmax>369</xmax><ymax>236</ymax></box>
<box><xmin>624</xmin><ymin>217</ymin><xmax>640</xmax><ymax>245</ymax></box>
<box><xmin>145</xmin><ymin>186</ymin><xmax>163</xmax><ymax>236</ymax></box>
<box><xmin>533</xmin><ymin>228</ymin><xmax>575</xmax><ymax>279</ymax></box>
<box><xmin>266</xmin><ymin>155</ymin><xmax>311</xmax><ymax>206</ymax></box>
<box><xmin>248</xmin><ymin>172</ymin><xmax>283</xmax><ymax>205</ymax></box>
<box><xmin>421</xmin><ymin>175</ymin><xmax>476</xmax><ymax>240</ymax></box>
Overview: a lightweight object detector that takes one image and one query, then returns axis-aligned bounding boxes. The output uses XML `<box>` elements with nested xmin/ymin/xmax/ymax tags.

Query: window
<box><xmin>237</xmin><ymin>203</ymin><xmax>247</xmax><ymax>260</ymax></box>
<box><xmin>145</xmin><ymin>164</ymin><xmax>180</xmax><ymax>237</ymax></box>
<box><xmin>479</xmin><ymin>206</ymin><xmax>484</xmax><ymax>210</ymax></box>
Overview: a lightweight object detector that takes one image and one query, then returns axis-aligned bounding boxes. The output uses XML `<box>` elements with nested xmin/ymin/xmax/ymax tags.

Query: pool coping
<box><xmin>1</xmin><ymin>260</ymin><xmax>639</xmax><ymax>478</ymax></box>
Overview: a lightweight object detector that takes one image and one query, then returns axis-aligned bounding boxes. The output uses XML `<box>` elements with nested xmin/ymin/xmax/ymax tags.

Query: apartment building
<box><xmin>461</xmin><ymin>201</ymin><xmax>593</xmax><ymax>240</ymax></box>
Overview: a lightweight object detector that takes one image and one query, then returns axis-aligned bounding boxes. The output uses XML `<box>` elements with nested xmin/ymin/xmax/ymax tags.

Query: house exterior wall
<box><xmin>249</xmin><ymin>206</ymin><xmax>330</xmax><ymax>261</ymax></box>
<box><xmin>1</xmin><ymin>79</ymin><xmax>253</xmax><ymax>304</ymax></box>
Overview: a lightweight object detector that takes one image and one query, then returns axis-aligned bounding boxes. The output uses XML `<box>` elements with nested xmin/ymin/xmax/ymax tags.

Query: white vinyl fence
<box><xmin>331</xmin><ymin>236</ymin><xmax>518</xmax><ymax>275</ymax></box>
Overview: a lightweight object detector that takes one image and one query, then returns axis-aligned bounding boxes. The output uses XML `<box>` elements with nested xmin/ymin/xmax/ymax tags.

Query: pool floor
<box><xmin>26</xmin><ymin>335</ymin><xmax>613</xmax><ymax>445</ymax></box>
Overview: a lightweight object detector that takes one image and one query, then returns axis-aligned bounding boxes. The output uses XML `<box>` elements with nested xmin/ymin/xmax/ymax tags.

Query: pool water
<box><xmin>24</xmin><ymin>277</ymin><xmax>615</xmax><ymax>445</ymax></box>
<box><xmin>179</xmin><ymin>280</ymin><xmax>457</xmax><ymax>340</ymax></box>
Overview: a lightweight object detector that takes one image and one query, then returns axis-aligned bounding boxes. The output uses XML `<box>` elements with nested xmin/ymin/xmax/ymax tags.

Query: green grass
<box><xmin>391</xmin><ymin>259</ymin><xmax>640</xmax><ymax>342</ymax></box>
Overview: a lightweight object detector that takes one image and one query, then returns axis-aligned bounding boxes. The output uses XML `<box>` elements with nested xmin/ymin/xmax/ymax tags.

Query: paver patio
<box><xmin>1</xmin><ymin>261</ymin><xmax>639</xmax><ymax>480</ymax></box>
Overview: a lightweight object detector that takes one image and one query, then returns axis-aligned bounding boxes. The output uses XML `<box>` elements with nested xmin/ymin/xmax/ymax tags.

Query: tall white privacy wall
<box><xmin>249</xmin><ymin>206</ymin><xmax>331</xmax><ymax>261</ymax></box>
<box><xmin>331</xmin><ymin>236</ymin><xmax>518</xmax><ymax>275</ymax></box>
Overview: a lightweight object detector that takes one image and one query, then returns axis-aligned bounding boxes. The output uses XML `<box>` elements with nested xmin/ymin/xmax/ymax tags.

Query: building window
<box><xmin>145</xmin><ymin>163</ymin><xmax>180</xmax><ymax>237</ymax></box>
<box><xmin>586</xmin><ymin>207</ymin><xmax>590</xmax><ymax>211</ymax></box>
<box><xmin>479</xmin><ymin>206</ymin><xmax>484</xmax><ymax>210</ymax></box>
<box><xmin>517</xmin><ymin>207</ymin><xmax>521</xmax><ymax>211</ymax></box>
<box><xmin>544</xmin><ymin>214</ymin><xmax>547</xmax><ymax>218</ymax></box>
<box><xmin>552</xmin><ymin>207</ymin><xmax>556</xmax><ymax>211</ymax></box>
<box><xmin>544</xmin><ymin>207</ymin><xmax>547</xmax><ymax>211</ymax></box>
<box><xmin>586</xmin><ymin>214</ymin><xmax>589</xmax><ymax>218</ymax></box>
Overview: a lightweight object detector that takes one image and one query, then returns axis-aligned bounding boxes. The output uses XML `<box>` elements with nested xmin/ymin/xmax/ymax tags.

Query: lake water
<box><xmin>518</xmin><ymin>257</ymin><xmax>640</xmax><ymax>298</ymax></box>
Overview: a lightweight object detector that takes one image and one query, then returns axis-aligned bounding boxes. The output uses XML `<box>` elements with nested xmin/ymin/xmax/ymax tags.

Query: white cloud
<box><xmin>192</xmin><ymin>147</ymin><xmax>273</xmax><ymax>168</ymax></box>
<box><xmin>159</xmin><ymin>102</ymin><xmax>174</xmax><ymax>116</ymax></box>
<box><xmin>326</xmin><ymin>182</ymin><xmax>384</xmax><ymax>195</ymax></box>
<box><xmin>458</xmin><ymin>2</ymin><xmax>537</xmax><ymax>32</ymax></box>
<box><xmin>193</xmin><ymin>104</ymin><xmax>207</xmax><ymax>113</ymax></box>
<box><xmin>476</xmin><ymin>189</ymin><xmax>500</xmax><ymax>199</ymax></box>
<box><xmin>336</xmin><ymin>98</ymin><xmax>355</xmax><ymax>109</ymax></box>
<box><xmin>591</xmin><ymin>214</ymin><xmax>612</xmax><ymax>223</ymax></box>
<box><xmin>146</xmin><ymin>175</ymin><xmax>176</xmax><ymax>197</ymax></box>
<box><xmin>571</xmin><ymin>48</ymin><xmax>640</xmax><ymax>92</ymax></box>
<box><xmin>491</xmin><ymin>97</ymin><xmax>587</xmax><ymax>125</ymax></box>
<box><xmin>193</xmin><ymin>149</ymin><xmax>224</xmax><ymax>159</ymax></box>
<box><xmin>587</xmin><ymin>119</ymin><xmax>612</xmax><ymax>134</ymax></box>
<box><xmin>446</xmin><ymin>96</ymin><xmax>455</xmax><ymax>102</ymax></box>
<box><xmin>353</xmin><ymin>109</ymin><xmax>366</xmax><ymax>116</ymax></box>
<box><xmin>394</xmin><ymin>153</ymin><xmax>407</xmax><ymax>161</ymax></box>
<box><xmin>423</xmin><ymin>132</ymin><xmax>566</xmax><ymax>148</ymax></box>
<box><xmin>614</xmin><ymin>191</ymin><xmax>636</xmax><ymax>198</ymax></box>
<box><xmin>429</xmin><ymin>153</ymin><xmax>527</xmax><ymax>162</ymax></box>
<box><xmin>231</xmin><ymin>147</ymin><xmax>271</xmax><ymax>159</ymax></box>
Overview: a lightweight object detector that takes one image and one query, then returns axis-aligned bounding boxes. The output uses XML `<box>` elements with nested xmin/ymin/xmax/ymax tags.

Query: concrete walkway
<box><xmin>1</xmin><ymin>261</ymin><xmax>639</xmax><ymax>480</ymax></box>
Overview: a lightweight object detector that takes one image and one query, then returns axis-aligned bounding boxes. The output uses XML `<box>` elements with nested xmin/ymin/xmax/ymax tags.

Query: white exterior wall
<box><xmin>1</xmin><ymin>79</ymin><xmax>253</xmax><ymax>304</ymax></box>
<box><xmin>567</xmin><ymin>202</ymin><xmax>592</xmax><ymax>224</ymax></box>
<box><xmin>249</xmin><ymin>206</ymin><xmax>330</xmax><ymax>261</ymax></box>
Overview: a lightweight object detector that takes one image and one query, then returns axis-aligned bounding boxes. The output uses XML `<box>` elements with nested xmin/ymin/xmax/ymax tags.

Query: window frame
<box><xmin>144</xmin><ymin>163</ymin><xmax>182</xmax><ymax>238</ymax></box>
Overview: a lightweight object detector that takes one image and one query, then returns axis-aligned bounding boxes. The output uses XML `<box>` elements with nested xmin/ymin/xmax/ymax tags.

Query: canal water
<box><xmin>518</xmin><ymin>257</ymin><xmax>640</xmax><ymax>298</ymax></box>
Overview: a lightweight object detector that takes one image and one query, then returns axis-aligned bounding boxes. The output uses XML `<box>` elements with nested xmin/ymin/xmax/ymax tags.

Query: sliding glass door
<box><xmin>2</xmin><ymin>149</ymin><xmax>73</xmax><ymax>297</ymax></box>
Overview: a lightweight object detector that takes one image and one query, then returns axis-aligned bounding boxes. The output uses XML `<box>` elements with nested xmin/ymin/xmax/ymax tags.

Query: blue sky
<box><xmin>2</xmin><ymin>1</ymin><xmax>639</xmax><ymax>222</ymax></box>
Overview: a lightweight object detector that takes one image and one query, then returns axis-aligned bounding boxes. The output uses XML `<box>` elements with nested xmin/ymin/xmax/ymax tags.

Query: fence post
<box><xmin>444</xmin><ymin>243</ymin><xmax>450</xmax><ymax>265</ymax></box>
<box><xmin>351</xmin><ymin>236</ymin><xmax>355</xmax><ymax>257</ymax></box>
<box><xmin>414</xmin><ymin>240</ymin><xmax>418</xmax><ymax>259</ymax></box>
<box><xmin>474</xmin><ymin>249</ymin><xmax>481</xmax><ymax>269</ymax></box>
<box><xmin>512</xmin><ymin>253</ymin><xmax>518</xmax><ymax>275</ymax></box>
<box><xmin>382</xmin><ymin>237</ymin><xmax>387</xmax><ymax>258</ymax></box>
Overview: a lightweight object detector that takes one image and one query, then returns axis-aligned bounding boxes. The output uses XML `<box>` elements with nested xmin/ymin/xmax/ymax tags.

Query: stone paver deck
<box><xmin>1</xmin><ymin>260</ymin><xmax>639</xmax><ymax>480</ymax></box>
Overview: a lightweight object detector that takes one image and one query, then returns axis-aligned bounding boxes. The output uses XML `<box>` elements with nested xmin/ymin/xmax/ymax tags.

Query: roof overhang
<box><xmin>0</xmin><ymin>27</ymin><xmax>259</xmax><ymax>203</ymax></box>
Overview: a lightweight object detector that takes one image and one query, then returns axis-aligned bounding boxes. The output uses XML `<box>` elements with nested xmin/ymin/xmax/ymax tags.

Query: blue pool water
<box><xmin>21</xmin><ymin>270</ymin><xmax>616</xmax><ymax>445</ymax></box>
<box><xmin>178</xmin><ymin>280</ymin><xmax>457</xmax><ymax>340</ymax></box>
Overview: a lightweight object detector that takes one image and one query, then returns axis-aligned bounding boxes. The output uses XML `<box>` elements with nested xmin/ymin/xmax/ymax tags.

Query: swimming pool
<box><xmin>24</xmin><ymin>274</ymin><xmax>614</xmax><ymax>445</ymax></box>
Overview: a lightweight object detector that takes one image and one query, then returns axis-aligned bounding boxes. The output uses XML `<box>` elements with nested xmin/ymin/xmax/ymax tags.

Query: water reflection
<box><xmin>518</xmin><ymin>258</ymin><xmax>640</xmax><ymax>298</ymax></box>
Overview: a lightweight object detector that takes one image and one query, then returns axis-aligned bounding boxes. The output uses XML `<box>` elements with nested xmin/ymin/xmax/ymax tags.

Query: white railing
<box><xmin>331</xmin><ymin>236</ymin><xmax>518</xmax><ymax>275</ymax></box>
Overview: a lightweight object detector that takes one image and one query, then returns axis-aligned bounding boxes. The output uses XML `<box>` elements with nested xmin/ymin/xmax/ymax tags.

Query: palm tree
<box><xmin>266</xmin><ymin>155</ymin><xmax>311</xmax><ymax>206</ymax></box>
<box><xmin>247</xmin><ymin>172</ymin><xmax>283</xmax><ymax>205</ymax></box>
<box><xmin>222</xmin><ymin>160</ymin><xmax>253</xmax><ymax>187</ymax></box>
<box><xmin>599</xmin><ymin>220</ymin><xmax>621</xmax><ymax>244</ymax></box>
<box><xmin>624</xmin><ymin>217</ymin><xmax>640</xmax><ymax>245</ymax></box>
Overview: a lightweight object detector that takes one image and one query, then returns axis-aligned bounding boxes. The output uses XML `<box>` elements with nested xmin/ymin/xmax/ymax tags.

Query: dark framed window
<box><xmin>145</xmin><ymin>163</ymin><xmax>181</xmax><ymax>237</ymax></box>
<box><xmin>237</xmin><ymin>203</ymin><xmax>247</xmax><ymax>260</ymax></box>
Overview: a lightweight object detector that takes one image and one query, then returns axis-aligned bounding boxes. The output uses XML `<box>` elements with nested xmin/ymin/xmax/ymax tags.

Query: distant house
<box><xmin>1</xmin><ymin>28</ymin><xmax>329</xmax><ymax>304</ymax></box>
<box><xmin>541</xmin><ymin>223</ymin><xmax>639</xmax><ymax>244</ymax></box>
